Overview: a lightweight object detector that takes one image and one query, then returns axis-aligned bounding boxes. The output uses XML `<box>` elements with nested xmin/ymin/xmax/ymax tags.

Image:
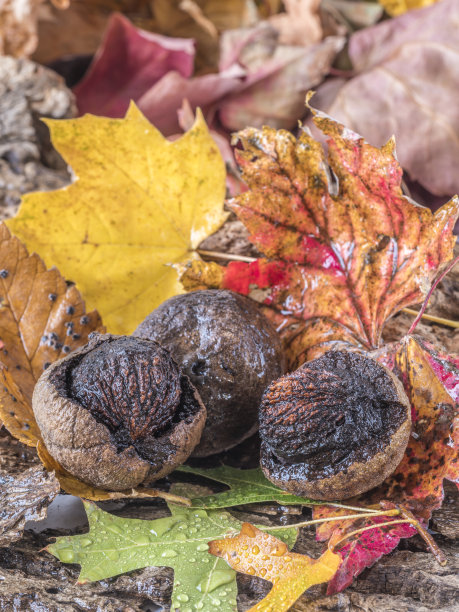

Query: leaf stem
<box><xmin>260</xmin><ymin>509</ymin><xmax>401</xmax><ymax>532</ymax></box>
<box><xmin>329</xmin><ymin>519</ymin><xmax>412</xmax><ymax>550</ymax></box>
<box><xmin>407</xmin><ymin>254</ymin><xmax>459</xmax><ymax>334</ymax></box>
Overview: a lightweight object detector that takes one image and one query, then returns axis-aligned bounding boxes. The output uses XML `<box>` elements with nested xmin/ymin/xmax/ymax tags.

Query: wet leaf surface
<box><xmin>47</xmin><ymin>485</ymin><xmax>297</xmax><ymax>612</ymax></box>
<box><xmin>178</xmin><ymin>465</ymin><xmax>319</xmax><ymax>508</ymax></box>
<box><xmin>180</xmin><ymin>110</ymin><xmax>459</xmax><ymax>366</ymax></box>
<box><xmin>209</xmin><ymin>522</ymin><xmax>340</xmax><ymax>611</ymax></box>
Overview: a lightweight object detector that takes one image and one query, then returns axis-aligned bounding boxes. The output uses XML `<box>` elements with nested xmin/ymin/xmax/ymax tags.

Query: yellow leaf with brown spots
<box><xmin>0</xmin><ymin>222</ymin><xmax>103</xmax><ymax>445</ymax></box>
<box><xmin>7</xmin><ymin>103</ymin><xmax>227</xmax><ymax>334</ymax></box>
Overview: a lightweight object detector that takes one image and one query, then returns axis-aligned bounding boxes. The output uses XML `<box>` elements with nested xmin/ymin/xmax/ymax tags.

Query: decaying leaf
<box><xmin>48</xmin><ymin>486</ymin><xmax>298</xmax><ymax>611</ymax></box>
<box><xmin>268</xmin><ymin>0</ymin><xmax>322</xmax><ymax>46</ymax></box>
<box><xmin>375</xmin><ymin>335</ymin><xmax>459</xmax><ymax>517</ymax></box>
<box><xmin>151</xmin><ymin>0</ymin><xmax>261</xmax><ymax>72</ymax></box>
<box><xmin>313</xmin><ymin>335</ymin><xmax>458</xmax><ymax>594</ymax></box>
<box><xmin>74</xmin><ymin>13</ymin><xmax>195</xmax><ymax>118</ymax></box>
<box><xmin>0</xmin><ymin>222</ymin><xmax>102</xmax><ymax>445</ymax></box>
<box><xmin>209</xmin><ymin>522</ymin><xmax>341</xmax><ymax>611</ymax></box>
<box><xmin>0</xmin><ymin>465</ymin><xmax>60</xmax><ymax>547</ymax></box>
<box><xmin>313</xmin><ymin>505</ymin><xmax>416</xmax><ymax>595</ymax></box>
<box><xmin>218</xmin><ymin>25</ymin><xmax>344</xmax><ymax>131</ymax></box>
<box><xmin>180</xmin><ymin>108</ymin><xmax>459</xmax><ymax>366</ymax></box>
<box><xmin>378</xmin><ymin>0</ymin><xmax>440</xmax><ymax>17</ymax></box>
<box><xmin>312</xmin><ymin>0</ymin><xmax>459</xmax><ymax>196</ymax></box>
<box><xmin>7</xmin><ymin>104</ymin><xmax>227</xmax><ymax>335</ymax></box>
<box><xmin>178</xmin><ymin>465</ymin><xmax>318</xmax><ymax>508</ymax></box>
<box><xmin>0</xmin><ymin>0</ymin><xmax>68</xmax><ymax>57</ymax></box>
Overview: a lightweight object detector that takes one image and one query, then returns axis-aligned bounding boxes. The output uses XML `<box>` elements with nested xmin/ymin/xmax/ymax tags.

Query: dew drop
<box><xmin>105</xmin><ymin>550</ymin><xmax>119</xmax><ymax>561</ymax></box>
<box><xmin>189</xmin><ymin>557</ymin><xmax>196</xmax><ymax>563</ymax></box>
<box><xmin>59</xmin><ymin>548</ymin><xmax>75</xmax><ymax>563</ymax></box>
<box><xmin>79</xmin><ymin>538</ymin><xmax>92</xmax><ymax>548</ymax></box>
<box><xmin>132</xmin><ymin>534</ymin><xmax>150</xmax><ymax>545</ymax></box>
<box><xmin>162</xmin><ymin>549</ymin><xmax>178</xmax><ymax>558</ymax></box>
<box><xmin>195</xmin><ymin>603</ymin><xmax>204</xmax><ymax>610</ymax></box>
<box><xmin>209</xmin><ymin>569</ymin><xmax>234</xmax><ymax>592</ymax></box>
<box><xmin>176</xmin><ymin>533</ymin><xmax>187</xmax><ymax>541</ymax></box>
<box><xmin>196</xmin><ymin>543</ymin><xmax>208</xmax><ymax>552</ymax></box>
<box><xmin>246</xmin><ymin>567</ymin><xmax>255</xmax><ymax>575</ymax></box>
<box><xmin>188</xmin><ymin>527</ymin><xmax>197</xmax><ymax>534</ymax></box>
<box><xmin>252</xmin><ymin>545</ymin><xmax>260</xmax><ymax>555</ymax></box>
<box><xmin>212</xmin><ymin>598</ymin><xmax>221</xmax><ymax>606</ymax></box>
<box><xmin>106</xmin><ymin>524</ymin><xmax>123</xmax><ymax>536</ymax></box>
<box><xmin>149</xmin><ymin>517</ymin><xmax>176</xmax><ymax>537</ymax></box>
<box><xmin>177</xmin><ymin>594</ymin><xmax>189</xmax><ymax>602</ymax></box>
<box><xmin>259</xmin><ymin>568</ymin><xmax>267</xmax><ymax>577</ymax></box>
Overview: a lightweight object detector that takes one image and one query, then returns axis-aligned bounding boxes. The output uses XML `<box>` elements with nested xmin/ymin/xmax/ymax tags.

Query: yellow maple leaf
<box><xmin>7</xmin><ymin>103</ymin><xmax>227</xmax><ymax>334</ymax></box>
<box><xmin>209</xmin><ymin>522</ymin><xmax>341</xmax><ymax>611</ymax></box>
<box><xmin>379</xmin><ymin>0</ymin><xmax>440</xmax><ymax>16</ymax></box>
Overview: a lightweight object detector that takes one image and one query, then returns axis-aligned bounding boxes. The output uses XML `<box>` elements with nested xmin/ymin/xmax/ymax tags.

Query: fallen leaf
<box><xmin>0</xmin><ymin>0</ymin><xmax>66</xmax><ymax>57</ymax></box>
<box><xmin>218</xmin><ymin>24</ymin><xmax>344</xmax><ymax>130</ymax></box>
<box><xmin>0</xmin><ymin>222</ymin><xmax>103</xmax><ymax>445</ymax></box>
<box><xmin>269</xmin><ymin>0</ymin><xmax>322</xmax><ymax>46</ymax></box>
<box><xmin>209</xmin><ymin>522</ymin><xmax>341</xmax><ymax>611</ymax></box>
<box><xmin>180</xmin><ymin>108</ymin><xmax>459</xmax><ymax>366</ymax></box>
<box><xmin>7</xmin><ymin>104</ymin><xmax>227</xmax><ymax>335</ymax></box>
<box><xmin>74</xmin><ymin>13</ymin><xmax>195</xmax><ymax>118</ymax></box>
<box><xmin>48</xmin><ymin>486</ymin><xmax>298</xmax><ymax>611</ymax></box>
<box><xmin>136</xmin><ymin>64</ymin><xmax>244</xmax><ymax>136</ymax></box>
<box><xmin>0</xmin><ymin>465</ymin><xmax>60</xmax><ymax>547</ymax></box>
<box><xmin>33</xmin><ymin>0</ymin><xmax>153</xmax><ymax>64</ymax></box>
<box><xmin>313</xmin><ymin>334</ymin><xmax>458</xmax><ymax>594</ymax></box>
<box><xmin>151</xmin><ymin>0</ymin><xmax>260</xmax><ymax>72</ymax></box>
<box><xmin>378</xmin><ymin>0</ymin><xmax>440</xmax><ymax>17</ymax></box>
<box><xmin>177</xmin><ymin>465</ymin><xmax>318</xmax><ymax>508</ymax></box>
<box><xmin>374</xmin><ymin>335</ymin><xmax>459</xmax><ymax>517</ymax></box>
<box><xmin>314</xmin><ymin>505</ymin><xmax>416</xmax><ymax>595</ymax></box>
<box><xmin>312</xmin><ymin>0</ymin><xmax>459</xmax><ymax>196</ymax></box>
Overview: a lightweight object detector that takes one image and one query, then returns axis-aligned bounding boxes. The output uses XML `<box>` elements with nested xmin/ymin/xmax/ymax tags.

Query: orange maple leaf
<box><xmin>180</xmin><ymin>107</ymin><xmax>459</xmax><ymax>367</ymax></box>
<box><xmin>209</xmin><ymin>522</ymin><xmax>341</xmax><ymax>611</ymax></box>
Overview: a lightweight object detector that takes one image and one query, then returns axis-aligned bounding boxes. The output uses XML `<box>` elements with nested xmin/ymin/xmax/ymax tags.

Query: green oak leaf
<box><xmin>176</xmin><ymin>465</ymin><xmax>318</xmax><ymax>509</ymax></box>
<box><xmin>47</xmin><ymin>492</ymin><xmax>297</xmax><ymax>612</ymax></box>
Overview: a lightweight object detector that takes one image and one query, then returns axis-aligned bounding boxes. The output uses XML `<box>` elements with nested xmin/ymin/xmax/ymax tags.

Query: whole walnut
<box><xmin>259</xmin><ymin>350</ymin><xmax>411</xmax><ymax>500</ymax></box>
<box><xmin>32</xmin><ymin>333</ymin><xmax>206</xmax><ymax>490</ymax></box>
<box><xmin>134</xmin><ymin>289</ymin><xmax>285</xmax><ymax>456</ymax></box>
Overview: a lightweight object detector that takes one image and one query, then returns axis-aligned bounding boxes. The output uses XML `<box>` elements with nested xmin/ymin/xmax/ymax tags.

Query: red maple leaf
<box><xmin>181</xmin><ymin>108</ymin><xmax>458</xmax><ymax>367</ymax></box>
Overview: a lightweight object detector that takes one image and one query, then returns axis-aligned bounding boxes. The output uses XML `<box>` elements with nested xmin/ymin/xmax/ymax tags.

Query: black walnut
<box><xmin>32</xmin><ymin>333</ymin><xmax>206</xmax><ymax>490</ymax></box>
<box><xmin>134</xmin><ymin>289</ymin><xmax>285</xmax><ymax>456</ymax></box>
<box><xmin>259</xmin><ymin>350</ymin><xmax>411</xmax><ymax>500</ymax></box>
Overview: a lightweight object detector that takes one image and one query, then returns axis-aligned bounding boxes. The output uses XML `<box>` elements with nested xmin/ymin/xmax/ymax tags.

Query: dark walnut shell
<box><xmin>32</xmin><ymin>333</ymin><xmax>206</xmax><ymax>490</ymax></box>
<box><xmin>134</xmin><ymin>289</ymin><xmax>285</xmax><ymax>456</ymax></box>
<box><xmin>259</xmin><ymin>350</ymin><xmax>411</xmax><ymax>500</ymax></box>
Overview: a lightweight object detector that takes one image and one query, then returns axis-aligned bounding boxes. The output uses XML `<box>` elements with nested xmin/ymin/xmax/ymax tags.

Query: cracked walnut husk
<box><xmin>32</xmin><ymin>333</ymin><xmax>206</xmax><ymax>490</ymax></box>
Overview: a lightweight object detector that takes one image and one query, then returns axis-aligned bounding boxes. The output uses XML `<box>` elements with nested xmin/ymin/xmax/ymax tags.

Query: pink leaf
<box><xmin>73</xmin><ymin>13</ymin><xmax>195</xmax><ymax>118</ymax></box>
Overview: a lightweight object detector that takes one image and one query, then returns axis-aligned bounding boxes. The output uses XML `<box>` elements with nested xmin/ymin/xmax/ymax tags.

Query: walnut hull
<box><xmin>259</xmin><ymin>350</ymin><xmax>411</xmax><ymax>500</ymax></box>
<box><xmin>134</xmin><ymin>289</ymin><xmax>285</xmax><ymax>456</ymax></box>
<box><xmin>32</xmin><ymin>334</ymin><xmax>206</xmax><ymax>491</ymax></box>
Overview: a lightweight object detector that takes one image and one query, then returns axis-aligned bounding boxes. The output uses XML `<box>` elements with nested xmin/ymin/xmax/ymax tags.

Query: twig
<box><xmin>197</xmin><ymin>249</ymin><xmax>256</xmax><ymax>263</ymax></box>
<box><xmin>402</xmin><ymin>308</ymin><xmax>459</xmax><ymax>329</ymax></box>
